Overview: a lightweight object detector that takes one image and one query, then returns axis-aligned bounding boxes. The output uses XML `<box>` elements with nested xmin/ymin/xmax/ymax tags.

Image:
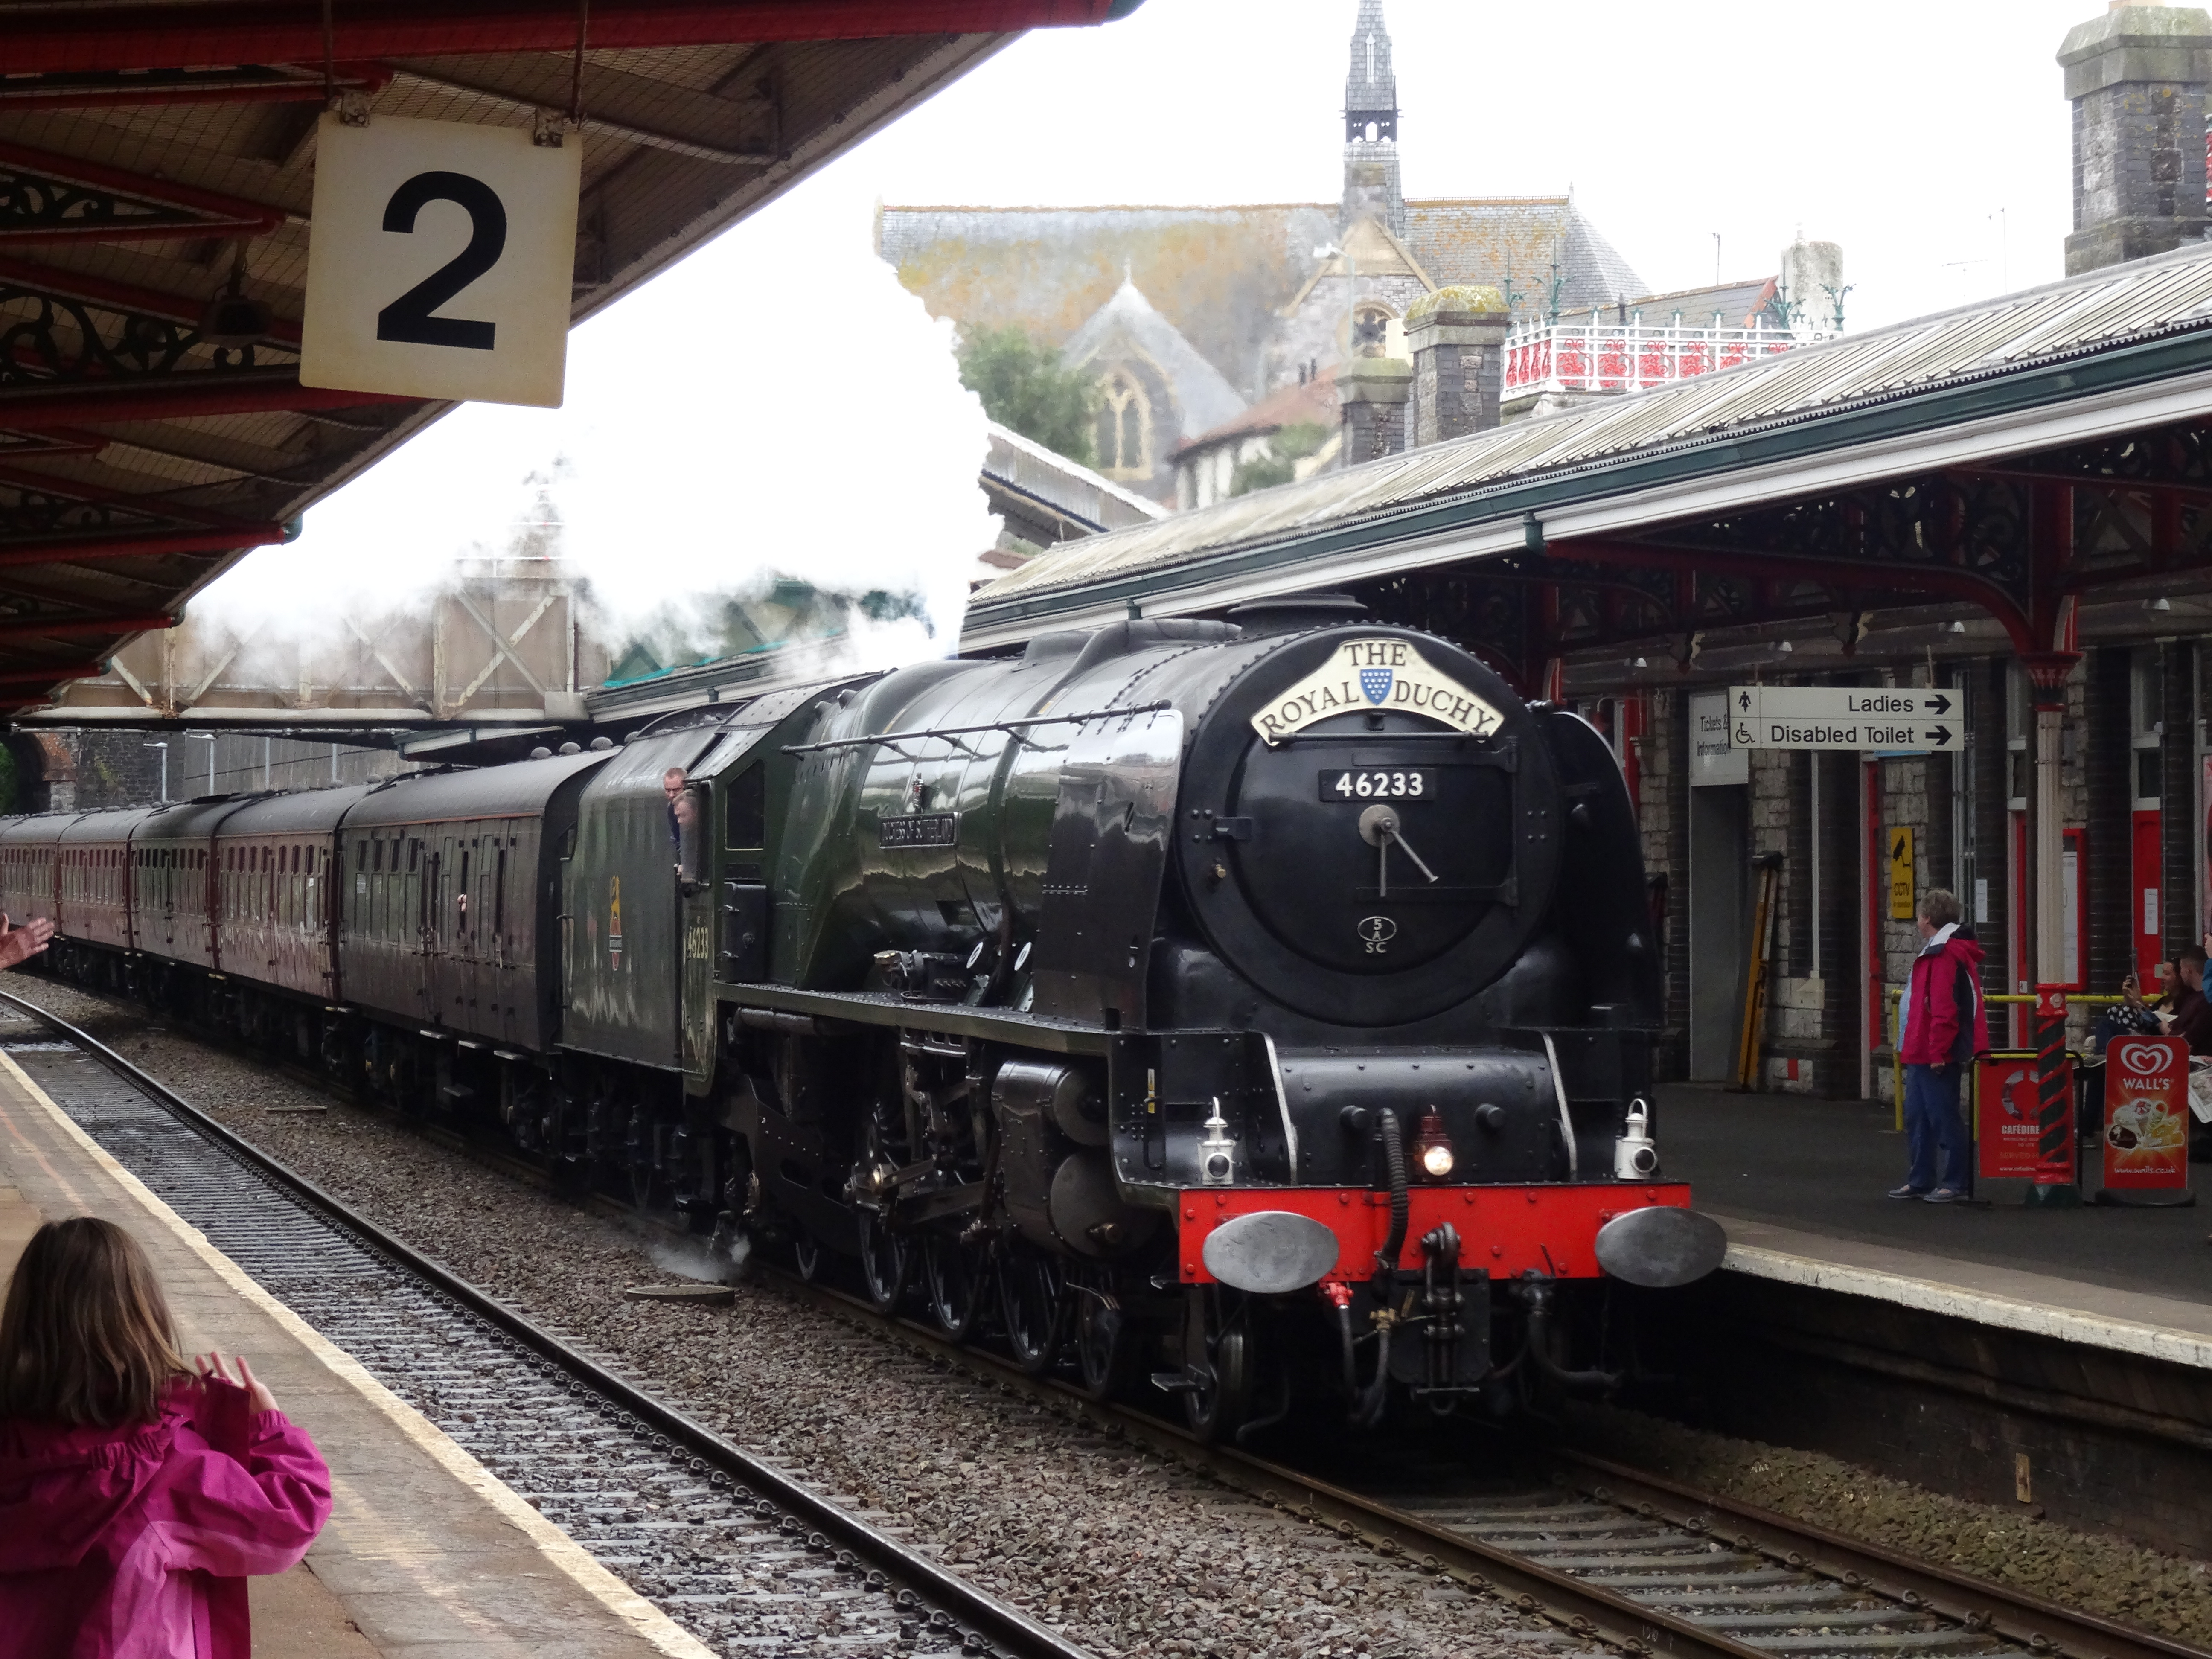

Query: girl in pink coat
<box><xmin>0</xmin><ymin>1216</ymin><xmax>332</xmax><ymax>1658</ymax></box>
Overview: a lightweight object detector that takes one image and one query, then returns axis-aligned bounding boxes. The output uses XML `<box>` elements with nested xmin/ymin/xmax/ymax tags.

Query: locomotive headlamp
<box><xmin>1198</xmin><ymin>1097</ymin><xmax>1237</xmax><ymax>1186</ymax></box>
<box><xmin>1614</xmin><ymin>1098</ymin><xmax>1659</xmax><ymax>1179</ymax></box>
<box><xmin>1412</xmin><ymin>1109</ymin><xmax>1455</xmax><ymax>1181</ymax></box>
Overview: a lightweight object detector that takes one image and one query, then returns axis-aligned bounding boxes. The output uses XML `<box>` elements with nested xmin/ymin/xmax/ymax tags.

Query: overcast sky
<box><xmin>199</xmin><ymin>0</ymin><xmax>2111</xmax><ymax>651</ymax></box>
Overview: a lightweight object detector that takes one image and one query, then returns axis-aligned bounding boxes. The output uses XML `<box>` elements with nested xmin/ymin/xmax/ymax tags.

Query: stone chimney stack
<box><xmin>2059</xmin><ymin>3</ymin><xmax>2212</xmax><ymax>275</ymax></box>
<box><xmin>1338</xmin><ymin>357</ymin><xmax>1410</xmax><ymax>465</ymax></box>
<box><xmin>1778</xmin><ymin>239</ymin><xmax>1845</xmax><ymax>332</ymax></box>
<box><xmin>1406</xmin><ymin>285</ymin><xmax>1509</xmax><ymax>446</ymax></box>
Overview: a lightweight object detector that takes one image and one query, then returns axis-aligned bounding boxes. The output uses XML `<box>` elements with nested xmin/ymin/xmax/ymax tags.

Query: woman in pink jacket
<box><xmin>0</xmin><ymin>1216</ymin><xmax>332</xmax><ymax>1658</ymax></box>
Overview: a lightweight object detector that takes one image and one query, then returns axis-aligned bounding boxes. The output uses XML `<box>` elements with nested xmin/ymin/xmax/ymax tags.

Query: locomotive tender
<box><xmin>0</xmin><ymin>602</ymin><xmax>1723</xmax><ymax>1438</ymax></box>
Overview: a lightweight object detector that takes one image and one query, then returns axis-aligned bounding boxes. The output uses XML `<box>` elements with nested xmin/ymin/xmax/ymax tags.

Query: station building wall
<box><xmin>1604</xmin><ymin>646</ymin><xmax>2207</xmax><ymax>1103</ymax></box>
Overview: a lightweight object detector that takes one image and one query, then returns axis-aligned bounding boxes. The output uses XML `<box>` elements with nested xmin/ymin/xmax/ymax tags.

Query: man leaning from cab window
<box><xmin>665</xmin><ymin>767</ymin><xmax>701</xmax><ymax>885</ymax></box>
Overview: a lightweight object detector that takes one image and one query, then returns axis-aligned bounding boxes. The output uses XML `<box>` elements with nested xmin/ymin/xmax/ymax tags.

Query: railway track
<box><xmin>776</xmin><ymin>1276</ymin><xmax>2210</xmax><ymax>1659</ymax></box>
<box><xmin>11</xmin><ymin>981</ymin><xmax>2209</xmax><ymax>1659</ymax></box>
<box><xmin>0</xmin><ymin>990</ymin><xmax>1090</xmax><ymax>1659</ymax></box>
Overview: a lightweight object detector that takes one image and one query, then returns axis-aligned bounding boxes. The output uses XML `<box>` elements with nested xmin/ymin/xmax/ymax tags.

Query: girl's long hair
<box><xmin>0</xmin><ymin>1217</ymin><xmax>189</xmax><ymax>1426</ymax></box>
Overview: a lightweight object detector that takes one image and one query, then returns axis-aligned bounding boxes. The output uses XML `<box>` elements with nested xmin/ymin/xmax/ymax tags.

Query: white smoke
<box><xmin>192</xmin><ymin>169</ymin><xmax>998</xmax><ymax>667</ymax></box>
<box><xmin>649</xmin><ymin>1232</ymin><xmax>751</xmax><ymax>1285</ymax></box>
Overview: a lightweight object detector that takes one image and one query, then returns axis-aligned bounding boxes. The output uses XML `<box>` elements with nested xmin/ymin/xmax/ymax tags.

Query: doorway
<box><xmin>1689</xmin><ymin>783</ymin><xmax>1750</xmax><ymax>1079</ymax></box>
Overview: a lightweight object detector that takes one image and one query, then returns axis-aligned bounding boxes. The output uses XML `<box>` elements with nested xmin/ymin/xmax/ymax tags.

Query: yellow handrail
<box><xmin>1879</xmin><ymin>988</ymin><xmax>2122</xmax><ymax>1128</ymax></box>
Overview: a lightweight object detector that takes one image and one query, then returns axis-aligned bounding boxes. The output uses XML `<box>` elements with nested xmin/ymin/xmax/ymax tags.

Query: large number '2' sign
<box><xmin>376</xmin><ymin>171</ymin><xmax>507</xmax><ymax>351</ymax></box>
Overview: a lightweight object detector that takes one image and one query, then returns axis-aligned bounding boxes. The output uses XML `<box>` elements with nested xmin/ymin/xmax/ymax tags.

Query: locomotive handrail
<box><xmin>779</xmin><ymin>700</ymin><xmax>1173</xmax><ymax>756</ymax></box>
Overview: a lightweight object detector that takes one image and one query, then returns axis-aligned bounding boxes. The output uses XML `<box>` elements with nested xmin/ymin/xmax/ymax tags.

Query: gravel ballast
<box><xmin>9</xmin><ymin>981</ymin><xmax>1569</xmax><ymax>1659</ymax></box>
<box><xmin>1559</xmin><ymin>1406</ymin><xmax>2212</xmax><ymax>1645</ymax></box>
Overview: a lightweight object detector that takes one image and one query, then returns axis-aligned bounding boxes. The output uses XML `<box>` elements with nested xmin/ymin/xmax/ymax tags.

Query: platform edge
<box><xmin>1722</xmin><ymin>1237</ymin><xmax>2212</xmax><ymax>1371</ymax></box>
<box><xmin>0</xmin><ymin>1047</ymin><xmax>718</xmax><ymax>1659</ymax></box>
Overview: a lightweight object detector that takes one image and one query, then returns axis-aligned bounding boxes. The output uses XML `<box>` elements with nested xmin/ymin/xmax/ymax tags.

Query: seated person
<box><xmin>2163</xmin><ymin>947</ymin><xmax>2212</xmax><ymax>1055</ymax></box>
<box><xmin>2097</xmin><ymin>962</ymin><xmax>2174</xmax><ymax>1052</ymax></box>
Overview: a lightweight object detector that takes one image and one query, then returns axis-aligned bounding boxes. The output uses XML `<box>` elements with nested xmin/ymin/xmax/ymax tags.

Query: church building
<box><xmin>880</xmin><ymin>2</ymin><xmax>1659</xmax><ymax>504</ymax></box>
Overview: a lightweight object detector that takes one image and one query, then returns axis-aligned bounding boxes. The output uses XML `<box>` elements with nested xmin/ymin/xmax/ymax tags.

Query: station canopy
<box><xmin>0</xmin><ymin>0</ymin><xmax>1126</xmax><ymax>714</ymax></box>
<box><xmin>964</xmin><ymin>242</ymin><xmax>2212</xmax><ymax>689</ymax></box>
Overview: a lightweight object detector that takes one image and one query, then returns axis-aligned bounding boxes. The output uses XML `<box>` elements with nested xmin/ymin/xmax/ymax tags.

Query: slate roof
<box><xmin>1174</xmin><ymin>367</ymin><xmax>1339</xmax><ymax>461</ymax></box>
<box><xmin>964</xmin><ymin>240</ymin><xmax>2212</xmax><ymax>633</ymax></box>
<box><xmin>981</xmin><ymin>422</ymin><xmax>1164</xmax><ymax>536</ymax></box>
<box><xmin>1553</xmin><ymin>276</ymin><xmax>1781</xmax><ymax>332</ymax></box>
<box><xmin>1402</xmin><ymin>198</ymin><xmax>1645</xmax><ymax>316</ymax></box>
<box><xmin>1061</xmin><ymin>279</ymin><xmax>1250</xmax><ymax>442</ymax></box>
<box><xmin>879</xmin><ymin>198</ymin><xmax>1645</xmax><ymax>401</ymax></box>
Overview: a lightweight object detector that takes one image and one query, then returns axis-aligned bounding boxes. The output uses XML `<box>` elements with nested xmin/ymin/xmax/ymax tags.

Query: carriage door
<box><xmin>434</xmin><ymin>835</ymin><xmax>459</xmax><ymax>1025</ymax></box>
<box><xmin>408</xmin><ymin>837</ymin><xmax>432</xmax><ymax>1018</ymax></box>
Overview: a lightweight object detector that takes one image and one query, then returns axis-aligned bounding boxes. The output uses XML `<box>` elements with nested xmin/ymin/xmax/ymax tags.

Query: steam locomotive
<box><xmin>0</xmin><ymin>601</ymin><xmax>1723</xmax><ymax>1438</ymax></box>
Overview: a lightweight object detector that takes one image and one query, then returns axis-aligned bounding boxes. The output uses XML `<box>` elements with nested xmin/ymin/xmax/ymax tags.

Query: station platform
<box><xmin>0</xmin><ymin>1051</ymin><xmax>710</xmax><ymax>1659</ymax></box>
<box><xmin>1660</xmin><ymin>1083</ymin><xmax>2212</xmax><ymax>1370</ymax></box>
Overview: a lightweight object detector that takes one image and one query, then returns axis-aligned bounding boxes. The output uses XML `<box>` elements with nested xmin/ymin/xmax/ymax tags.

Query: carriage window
<box><xmin>408</xmin><ymin>840</ymin><xmax>418</xmax><ymax>873</ymax></box>
<box><xmin>494</xmin><ymin>848</ymin><xmax>506</xmax><ymax>937</ymax></box>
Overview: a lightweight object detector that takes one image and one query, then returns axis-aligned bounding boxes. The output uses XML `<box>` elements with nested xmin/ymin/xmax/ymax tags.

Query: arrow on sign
<box><xmin>1923</xmin><ymin>694</ymin><xmax>1951</xmax><ymax>715</ymax></box>
<box><xmin>1924</xmin><ymin>725</ymin><xmax>1953</xmax><ymax>747</ymax></box>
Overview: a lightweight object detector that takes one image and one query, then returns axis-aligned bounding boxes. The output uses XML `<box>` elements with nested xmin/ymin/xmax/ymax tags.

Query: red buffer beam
<box><xmin>0</xmin><ymin>1</ymin><xmax>1129</xmax><ymax>73</ymax></box>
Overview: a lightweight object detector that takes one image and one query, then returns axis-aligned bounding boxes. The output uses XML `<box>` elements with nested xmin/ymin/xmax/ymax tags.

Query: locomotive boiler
<box><xmin>0</xmin><ymin>600</ymin><xmax>1723</xmax><ymax>1440</ymax></box>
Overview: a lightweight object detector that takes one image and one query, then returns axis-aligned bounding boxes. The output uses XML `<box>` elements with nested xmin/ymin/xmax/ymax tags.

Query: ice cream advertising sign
<box><xmin>2102</xmin><ymin>1036</ymin><xmax>2190</xmax><ymax>1192</ymax></box>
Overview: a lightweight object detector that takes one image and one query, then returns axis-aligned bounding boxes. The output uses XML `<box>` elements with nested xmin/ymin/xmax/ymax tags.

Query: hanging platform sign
<box><xmin>301</xmin><ymin>113</ymin><xmax>581</xmax><ymax>408</ymax></box>
<box><xmin>1727</xmin><ymin>686</ymin><xmax>1959</xmax><ymax>752</ymax></box>
<box><xmin>2100</xmin><ymin>1036</ymin><xmax>2192</xmax><ymax>1198</ymax></box>
<box><xmin>1977</xmin><ymin>1053</ymin><xmax>2057</xmax><ymax>1181</ymax></box>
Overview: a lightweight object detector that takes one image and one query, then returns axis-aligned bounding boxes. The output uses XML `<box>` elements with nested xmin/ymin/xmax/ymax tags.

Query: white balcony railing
<box><xmin>1503</xmin><ymin>314</ymin><xmax>1835</xmax><ymax>398</ymax></box>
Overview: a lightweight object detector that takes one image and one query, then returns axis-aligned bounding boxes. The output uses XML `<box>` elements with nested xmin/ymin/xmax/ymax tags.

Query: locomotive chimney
<box><xmin>2059</xmin><ymin>1</ymin><xmax>2212</xmax><ymax>275</ymax></box>
<box><xmin>1406</xmin><ymin>285</ymin><xmax>1509</xmax><ymax>446</ymax></box>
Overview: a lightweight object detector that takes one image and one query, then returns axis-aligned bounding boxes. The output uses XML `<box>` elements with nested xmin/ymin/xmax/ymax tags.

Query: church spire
<box><xmin>1340</xmin><ymin>0</ymin><xmax>1404</xmax><ymax>238</ymax></box>
<box><xmin>1344</xmin><ymin>0</ymin><xmax>1397</xmax><ymax>144</ymax></box>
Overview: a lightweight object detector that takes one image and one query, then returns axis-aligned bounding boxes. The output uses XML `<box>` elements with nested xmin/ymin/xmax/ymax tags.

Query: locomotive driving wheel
<box><xmin>850</xmin><ymin>1121</ymin><xmax>909</xmax><ymax>1315</ymax></box>
<box><xmin>921</xmin><ymin>1231</ymin><xmax>990</xmax><ymax>1340</ymax></box>
<box><xmin>853</xmin><ymin>1206</ymin><xmax>909</xmax><ymax>1315</ymax></box>
<box><xmin>1182</xmin><ymin>1286</ymin><xmax>1253</xmax><ymax>1444</ymax></box>
<box><xmin>998</xmin><ymin>1241</ymin><xmax>1065</xmax><ymax>1374</ymax></box>
<box><xmin>1072</xmin><ymin>1287</ymin><xmax>1132</xmax><ymax>1402</ymax></box>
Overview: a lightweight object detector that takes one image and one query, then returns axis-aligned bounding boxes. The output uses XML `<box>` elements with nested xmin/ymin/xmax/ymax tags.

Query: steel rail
<box><xmin>0</xmin><ymin>988</ymin><xmax>1094</xmax><ymax>1659</ymax></box>
<box><xmin>13</xmin><ymin>980</ymin><xmax>2200</xmax><ymax>1659</ymax></box>
<box><xmin>1551</xmin><ymin>1452</ymin><xmax>2207</xmax><ymax>1659</ymax></box>
<box><xmin>778</xmin><ymin>1273</ymin><xmax>2212</xmax><ymax>1659</ymax></box>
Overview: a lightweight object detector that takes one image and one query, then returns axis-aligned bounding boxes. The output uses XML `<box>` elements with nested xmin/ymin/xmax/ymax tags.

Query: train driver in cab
<box><xmin>665</xmin><ymin>766</ymin><xmax>701</xmax><ymax>885</ymax></box>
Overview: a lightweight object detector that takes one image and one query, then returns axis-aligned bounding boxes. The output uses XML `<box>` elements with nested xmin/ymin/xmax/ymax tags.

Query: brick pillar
<box><xmin>1338</xmin><ymin>357</ymin><xmax>1410</xmax><ymax>465</ymax></box>
<box><xmin>2060</xmin><ymin>4</ymin><xmax>2212</xmax><ymax>276</ymax></box>
<box><xmin>1406</xmin><ymin>285</ymin><xmax>1509</xmax><ymax>447</ymax></box>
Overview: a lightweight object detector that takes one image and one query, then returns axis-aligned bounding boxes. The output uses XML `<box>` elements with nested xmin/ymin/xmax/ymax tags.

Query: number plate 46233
<box><xmin>1319</xmin><ymin>769</ymin><xmax>1431</xmax><ymax>800</ymax></box>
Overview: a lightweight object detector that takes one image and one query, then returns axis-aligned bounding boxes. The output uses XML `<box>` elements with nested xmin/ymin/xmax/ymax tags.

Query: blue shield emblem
<box><xmin>1359</xmin><ymin>668</ymin><xmax>1393</xmax><ymax>705</ymax></box>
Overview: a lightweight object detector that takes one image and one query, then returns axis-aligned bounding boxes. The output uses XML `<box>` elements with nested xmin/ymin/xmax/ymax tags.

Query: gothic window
<box><xmin>1095</xmin><ymin>372</ymin><xmax>1151</xmax><ymax>480</ymax></box>
<box><xmin>1350</xmin><ymin>302</ymin><xmax>1396</xmax><ymax>359</ymax></box>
